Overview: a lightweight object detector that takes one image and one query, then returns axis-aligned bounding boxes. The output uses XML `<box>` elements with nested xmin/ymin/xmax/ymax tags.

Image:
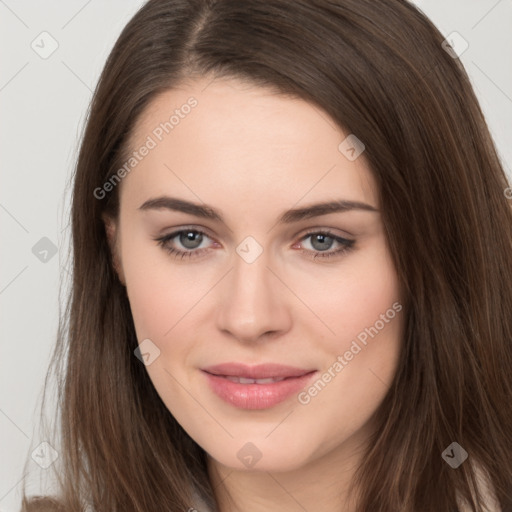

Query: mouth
<box><xmin>201</xmin><ymin>362</ymin><xmax>317</xmax><ymax>409</ymax></box>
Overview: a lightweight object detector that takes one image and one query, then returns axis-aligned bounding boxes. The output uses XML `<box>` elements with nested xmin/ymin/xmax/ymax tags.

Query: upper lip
<box><xmin>202</xmin><ymin>362</ymin><xmax>315</xmax><ymax>379</ymax></box>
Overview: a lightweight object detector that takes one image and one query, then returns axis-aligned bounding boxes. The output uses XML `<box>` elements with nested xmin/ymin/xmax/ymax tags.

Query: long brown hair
<box><xmin>21</xmin><ymin>0</ymin><xmax>512</xmax><ymax>510</ymax></box>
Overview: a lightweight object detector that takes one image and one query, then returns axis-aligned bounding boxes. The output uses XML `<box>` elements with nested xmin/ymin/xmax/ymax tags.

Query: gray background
<box><xmin>1</xmin><ymin>1</ymin><xmax>511</xmax><ymax>510</ymax></box>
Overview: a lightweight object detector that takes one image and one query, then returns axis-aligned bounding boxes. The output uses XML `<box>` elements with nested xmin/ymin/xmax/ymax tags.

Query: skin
<box><xmin>104</xmin><ymin>77</ymin><xmax>404</xmax><ymax>512</ymax></box>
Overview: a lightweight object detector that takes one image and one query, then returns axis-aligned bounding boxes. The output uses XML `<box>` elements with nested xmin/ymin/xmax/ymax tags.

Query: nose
<box><xmin>215</xmin><ymin>247</ymin><xmax>292</xmax><ymax>344</ymax></box>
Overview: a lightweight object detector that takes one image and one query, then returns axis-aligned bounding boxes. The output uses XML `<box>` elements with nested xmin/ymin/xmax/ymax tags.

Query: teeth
<box><xmin>224</xmin><ymin>376</ymin><xmax>287</xmax><ymax>384</ymax></box>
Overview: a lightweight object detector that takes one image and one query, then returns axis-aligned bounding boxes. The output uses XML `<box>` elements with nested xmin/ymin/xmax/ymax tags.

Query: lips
<box><xmin>201</xmin><ymin>362</ymin><xmax>317</xmax><ymax>409</ymax></box>
<box><xmin>202</xmin><ymin>368</ymin><xmax>317</xmax><ymax>409</ymax></box>
<box><xmin>202</xmin><ymin>362</ymin><xmax>314</xmax><ymax>380</ymax></box>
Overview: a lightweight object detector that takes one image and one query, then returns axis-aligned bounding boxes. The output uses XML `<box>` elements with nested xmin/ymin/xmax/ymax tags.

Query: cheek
<box><xmin>301</xmin><ymin>241</ymin><xmax>401</xmax><ymax>350</ymax></box>
<box><xmin>120</xmin><ymin>231</ymin><xmax>200</xmax><ymax>341</ymax></box>
<box><xmin>295</xmin><ymin>241</ymin><xmax>403</xmax><ymax>419</ymax></box>
<box><xmin>126</xmin><ymin>279</ymin><xmax>204</xmax><ymax>359</ymax></box>
<box><xmin>123</xmin><ymin>252</ymin><xmax>199</xmax><ymax>403</ymax></box>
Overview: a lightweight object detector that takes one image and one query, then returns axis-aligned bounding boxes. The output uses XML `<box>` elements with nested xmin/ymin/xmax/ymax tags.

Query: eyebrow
<box><xmin>138</xmin><ymin>196</ymin><xmax>379</xmax><ymax>224</ymax></box>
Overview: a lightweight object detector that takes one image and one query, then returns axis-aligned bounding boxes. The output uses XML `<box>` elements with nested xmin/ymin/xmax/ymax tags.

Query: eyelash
<box><xmin>153</xmin><ymin>227</ymin><xmax>355</xmax><ymax>262</ymax></box>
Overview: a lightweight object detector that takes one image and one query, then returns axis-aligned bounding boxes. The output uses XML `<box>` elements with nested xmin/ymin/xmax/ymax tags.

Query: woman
<box><xmin>21</xmin><ymin>0</ymin><xmax>512</xmax><ymax>510</ymax></box>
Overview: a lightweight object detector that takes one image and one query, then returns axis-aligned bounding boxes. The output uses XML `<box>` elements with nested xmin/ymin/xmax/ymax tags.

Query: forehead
<box><xmin>121</xmin><ymin>77</ymin><xmax>378</xmax><ymax>215</ymax></box>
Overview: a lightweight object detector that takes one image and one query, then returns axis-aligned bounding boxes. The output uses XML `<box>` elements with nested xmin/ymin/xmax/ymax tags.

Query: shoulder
<box><xmin>191</xmin><ymin>489</ymin><xmax>214</xmax><ymax>512</ymax></box>
<box><xmin>21</xmin><ymin>497</ymin><xmax>66</xmax><ymax>512</ymax></box>
<box><xmin>456</xmin><ymin>461</ymin><xmax>508</xmax><ymax>512</ymax></box>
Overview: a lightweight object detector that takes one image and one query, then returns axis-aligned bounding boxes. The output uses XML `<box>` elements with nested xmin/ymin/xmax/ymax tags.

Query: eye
<box><xmin>297</xmin><ymin>229</ymin><xmax>355</xmax><ymax>261</ymax></box>
<box><xmin>153</xmin><ymin>227</ymin><xmax>355</xmax><ymax>261</ymax></box>
<box><xmin>153</xmin><ymin>228</ymin><xmax>213</xmax><ymax>260</ymax></box>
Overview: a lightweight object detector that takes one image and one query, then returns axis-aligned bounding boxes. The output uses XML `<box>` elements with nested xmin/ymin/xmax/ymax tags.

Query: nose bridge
<box><xmin>216</xmin><ymin>241</ymin><xmax>288</xmax><ymax>341</ymax></box>
<box><xmin>232</xmin><ymin>247</ymin><xmax>271</xmax><ymax>302</ymax></box>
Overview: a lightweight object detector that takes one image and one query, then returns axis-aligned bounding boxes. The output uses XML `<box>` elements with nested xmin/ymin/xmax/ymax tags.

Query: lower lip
<box><xmin>202</xmin><ymin>370</ymin><xmax>317</xmax><ymax>410</ymax></box>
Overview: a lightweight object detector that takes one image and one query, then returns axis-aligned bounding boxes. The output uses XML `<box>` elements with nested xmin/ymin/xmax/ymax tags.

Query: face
<box><xmin>105</xmin><ymin>77</ymin><xmax>404</xmax><ymax>473</ymax></box>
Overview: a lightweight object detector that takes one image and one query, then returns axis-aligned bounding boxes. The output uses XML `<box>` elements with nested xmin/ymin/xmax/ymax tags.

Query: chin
<box><xmin>206</xmin><ymin>438</ymin><xmax>316</xmax><ymax>473</ymax></box>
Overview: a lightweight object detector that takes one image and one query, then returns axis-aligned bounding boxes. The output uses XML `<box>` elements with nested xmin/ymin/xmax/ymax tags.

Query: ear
<box><xmin>102</xmin><ymin>213</ymin><xmax>126</xmax><ymax>286</ymax></box>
